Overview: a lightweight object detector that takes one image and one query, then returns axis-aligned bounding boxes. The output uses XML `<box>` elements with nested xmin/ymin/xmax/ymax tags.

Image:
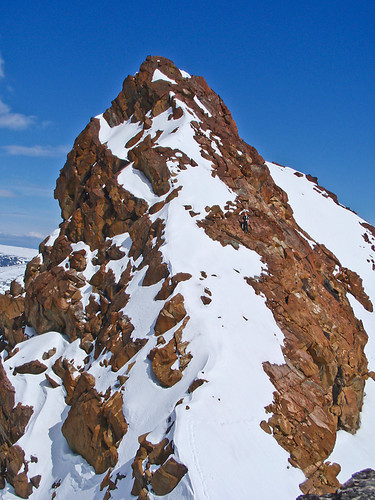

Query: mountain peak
<box><xmin>0</xmin><ymin>57</ymin><xmax>374</xmax><ymax>499</ymax></box>
<box><xmin>100</xmin><ymin>55</ymin><xmax>241</xmax><ymax>138</ymax></box>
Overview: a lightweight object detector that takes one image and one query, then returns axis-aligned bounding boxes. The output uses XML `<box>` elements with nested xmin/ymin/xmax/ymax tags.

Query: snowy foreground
<box><xmin>1</xmin><ymin>67</ymin><xmax>375</xmax><ymax>500</ymax></box>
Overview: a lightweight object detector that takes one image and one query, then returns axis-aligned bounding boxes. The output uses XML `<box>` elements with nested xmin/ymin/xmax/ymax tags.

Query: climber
<box><xmin>241</xmin><ymin>213</ymin><xmax>249</xmax><ymax>233</ymax></box>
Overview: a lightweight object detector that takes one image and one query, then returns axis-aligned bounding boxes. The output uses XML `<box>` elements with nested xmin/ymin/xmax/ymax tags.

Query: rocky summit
<box><xmin>0</xmin><ymin>56</ymin><xmax>374</xmax><ymax>499</ymax></box>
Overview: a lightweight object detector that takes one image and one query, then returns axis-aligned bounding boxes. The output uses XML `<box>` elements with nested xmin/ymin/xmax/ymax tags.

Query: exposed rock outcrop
<box><xmin>62</xmin><ymin>372</ymin><xmax>128</xmax><ymax>474</ymax></box>
<box><xmin>131</xmin><ymin>434</ymin><xmax>187</xmax><ymax>497</ymax></box>
<box><xmin>154</xmin><ymin>294</ymin><xmax>187</xmax><ymax>336</ymax></box>
<box><xmin>200</xmin><ymin>182</ymin><xmax>369</xmax><ymax>493</ymax></box>
<box><xmin>0</xmin><ymin>360</ymin><xmax>34</xmax><ymax>497</ymax></box>
<box><xmin>297</xmin><ymin>468</ymin><xmax>375</xmax><ymax>499</ymax></box>
<box><xmin>0</xmin><ymin>292</ymin><xmax>27</xmax><ymax>350</ymax></box>
<box><xmin>148</xmin><ymin>317</ymin><xmax>191</xmax><ymax>388</ymax></box>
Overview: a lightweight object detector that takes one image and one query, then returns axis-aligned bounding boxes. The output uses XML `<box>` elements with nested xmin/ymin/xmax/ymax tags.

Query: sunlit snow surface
<box><xmin>267</xmin><ymin>161</ymin><xmax>375</xmax><ymax>484</ymax></box>
<box><xmin>151</xmin><ymin>69</ymin><xmax>177</xmax><ymax>85</ymax></box>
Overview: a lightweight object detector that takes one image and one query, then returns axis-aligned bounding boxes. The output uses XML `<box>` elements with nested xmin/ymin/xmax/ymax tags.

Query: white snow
<box><xmin>97</xmin><ymin>114</ymin><xmax>143</xmax><ymax>158</ymax></box>
<box><xmin>193</xmin><ymin>95</ymin><xmax>212</xmax><ymax>117</ymax></box>
<box><xmin>180</xmin><ymin>69</ymin><xmax>191</xmax><ymax>79</ymax></box>
<box><xmin>267</xmin><ymin>162</ymin><xmax>375</xmax><ymax>302</ymax></box>
<box><xmin>152</xmin><ymin>69</ymin><xmax>177</xmax><ymax>85</ymax></box>
<box><xmin>117</xmin><ymin>163</ymin><xmax>159</xmax><ymax>205</ymax></box>
<box><xmin>44</xmin><ymin>228</ymin><xmax>60</xmax><ymax>248</ymax></box>
<box><xmin>0</xmin><ymin>245</ymin><xmax>38</xmax><ymax>260</ymax></box>
<box><xmin>0</xmin><ymin>244</ymin><xmax>38</xmax><ymax>293</ymax></box>
<box><xmin>0</xmin><ymin>265</ymin><xmax>27</xmax><ymax>294</ymax></box>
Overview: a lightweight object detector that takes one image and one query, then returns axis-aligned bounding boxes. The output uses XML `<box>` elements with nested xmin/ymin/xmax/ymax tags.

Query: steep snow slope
<box><xmin>1</xmin><ymin>58</ymin><xmax>374</xmax><ymax>500</ymax></box>
<box><xmin>267</xmin><ymin>162</ymin><xmax>375</xmax><ymax>486</ymax></box>
<box><xmin>0</xmin><ymin>245</ymin><xmax>37</xmax><ymax>293</ymax></box>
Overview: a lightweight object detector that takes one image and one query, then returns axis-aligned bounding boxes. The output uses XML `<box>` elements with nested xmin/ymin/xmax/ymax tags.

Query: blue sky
<box><xmin>0</xmin><ymin>1</ymin><xmax>374</xmax><ymax>248</ymax></box>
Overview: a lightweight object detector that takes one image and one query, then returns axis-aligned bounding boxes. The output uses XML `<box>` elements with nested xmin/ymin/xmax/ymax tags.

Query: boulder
<box><xmin>62</xmin><ymin>373</ymin><xmax>127</xmax><ymax>474</ymax></box>
<box><xmin>150</xmin><ymin>458</ymin><xmax>188</xmax><ymax>495</ymax></box>
<box><xmin>154</xmin><ymin>294</ymin><xmax>186</xmax><ymax>336</ymax></box>
<box><xmin>148</xmin><ymin>339</ymin><xmax>183</xmax><ymax>388</ymax></box>
<box><xmin>14</xmin><ymin>360</ymin><xmax>47</xmax><ymax>375</ymax></box>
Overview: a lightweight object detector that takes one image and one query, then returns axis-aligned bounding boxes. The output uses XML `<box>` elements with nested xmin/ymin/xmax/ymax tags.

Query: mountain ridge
<box><xmin>0</xmin><ymin>55</ymin><xmax>374</xmax><ymax>499</ymax></box>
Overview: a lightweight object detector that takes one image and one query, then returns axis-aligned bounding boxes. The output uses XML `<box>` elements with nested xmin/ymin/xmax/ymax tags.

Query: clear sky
<box><xmin>0</xmin><ymin>0</ymin><xmax>374</xmax><ymax>248</ymax></box>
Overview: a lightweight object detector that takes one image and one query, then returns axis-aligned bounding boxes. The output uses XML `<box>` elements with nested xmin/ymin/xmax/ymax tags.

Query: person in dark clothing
<box><xmin>241</xmin><ymin>214</ymin><xmax>249</xmax><ymax>232</ymax></box>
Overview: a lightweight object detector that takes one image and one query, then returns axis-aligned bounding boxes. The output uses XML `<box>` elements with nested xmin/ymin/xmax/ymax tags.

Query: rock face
<box><xmin>0</xmin><ymin>360</ymin><xmax>34</xmax><ymax>497</ymax></box>
<box><xmin>0</xmin><ymin>291</ymin><xmax>27</xmax><ymax>349</ymax></box>
<box><xmin>201</xmin><ymin>199</ymin><xmax>370</xmax><ymax>492</ymax></box>
<box><xmin>0</xmin><ymin>56</ymin><xmax>374</xmax><ymax>498</ymax></box>
<box><xmin>297</xmin><ymin>468</ymin><xmax>375</xmax><ymax>499</ymax></box>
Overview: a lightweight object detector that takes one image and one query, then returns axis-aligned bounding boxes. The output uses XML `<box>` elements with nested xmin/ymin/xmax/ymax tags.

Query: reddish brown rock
<box><xmin>3</xmin><ymin>445</ymin><xmax>25</xmax><ymax>485</ymax></box>
<box><xmin>148</xmin><ymin>338</ymin><xmax>183</xmax><ymax>388</ymax></box>
<box><xmin>150</xmin><ymin>458</ymin><xmax>188</xmax><ymax>495</ymax></box>
<box><xmin>130</xmin><ymin>146</ymin><xmax>171</xmax><ymax>196</ymax></box>
<box><xmin>30</xmin><ymin>475</ymin><xmax>41</xmax><ymax>489</ymax></box>
<box><xmin>7</xmin><ymin>55</ymin><xmax>372</xmax><ymax>496</ymax></box>
<box><xmin>24</xmin><ymin>265</ymin><xmax>85</xmax><ymax>340</ymax></box>
<box><xmin>13</xmin><ymin>472</ymin><xmax>33</xmax><ymax>499</ymax></box>
<box><xmin>0</xmin><ymin>361</ymin><xmax>34</xmax><ymax>495</ymax></box>
<box><xmin>9</xmin><ymin>281</ymin><xmax>24</xmax><ymax>297</ymax></box>
<box><xmin>110</xmin><ymin>337</ymin><xmax>147</xmax><ymax>372</ymax></box>
<box><xmin>69</xmin><ymin>250</ymin><xmax>87</xmax><ymax>272</ymax></box>
<box><xmin>299</xmin><ymin>462</ymin><xmax>341</xmax><ymax>496</ymax></box>
<box><xmin>200</xmin><ymin>295</ymin><xmax>212</xmax><ymax>305</ymax></box>
<box><xmin>125</xmin><ymin>130</ymin><xmax>144</xmax><ymax>149</ymax></box>
<box><xmin>51</xmin><ymin>356</ymin><xmax>66</xmax><ymax>379</ymax></box>
<box><xmin>62</xmin><ymin>373</ymin><xmax>127</xmax><ymax>474</ymax></box>
<box><xmin>336</xmin><ymin>267</ymin><xmax>373</xmax><ymax>312</ymax></box>
<box><xmin>45</xmin><ymin>373</ymin><xmax>60</xmax><ymax>388</ymax></box>
<box><xmin>154</xmin><ymin>294</ymin><xmax>187</xmax><ymax>336</ymax></box>
<box><xmin>149</xmin><ymin>315</ymin><xmax>191</xmax><ymax>388</ymax></box>
<box><xmin>142</xmin><ymin>253</ymin><xmax>169</xmax><ymax>287</ymax></box>
<box><xmin>260</xmin><ymin>420</ymin><xmax>272</xmax><ymax>434</ymax></box>
<box><xmin>14</xmin><ymin>360</ymin><xmax>47</xmax><ymax>375</ymax></box>
<box><xmin>131</xmin><ymin>433</ymin><xmax>186</xmax><ymax>497</ymax></box>
<box><xmin>42</xmin><ymin>347</ymin><xmax>57</xmax><ymax>360</ymax></box>
<box><xmin>0</xmin><ymin>293</ymin><xmax>27</xmax><ymax>349</ymax></box>
<box><xmin>188</xmin><ymin>378</ymin><xmax>207</xmax><ymax>393</ymax></box>
<box><xmin>155</xmin><ymin>273</ymin><xmax>192</xmax><ymax>301</ymax></box>
<box><xmin>106</xmin><ymin>244</ymin><xmax>125</xmax><ymax>261</ymax></box>
<box><xmin>23</xmin><ymin>114</ymin><xmax>148</xmax><ymax>342</ymax></box>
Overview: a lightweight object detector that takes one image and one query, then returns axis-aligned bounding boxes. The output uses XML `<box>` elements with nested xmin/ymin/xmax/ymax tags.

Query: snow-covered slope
<box><xmin>0</xmin><ymin>245</ymin><xmax>37</xmax><ymax>293</ymax></box>
<box><xmin>1</xmin><ymin>77</ymin><xmax>303</xmax><ymax>500</ymax></box>
<box><xmin>267</xmin><ymin>162</ymin><xmax>375</xmax><ymax>486</ymax></box>
<box><xmin>0</xmin><ymin>57</ymin><xmax>374</xmax><ymax>500</ymax></box>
